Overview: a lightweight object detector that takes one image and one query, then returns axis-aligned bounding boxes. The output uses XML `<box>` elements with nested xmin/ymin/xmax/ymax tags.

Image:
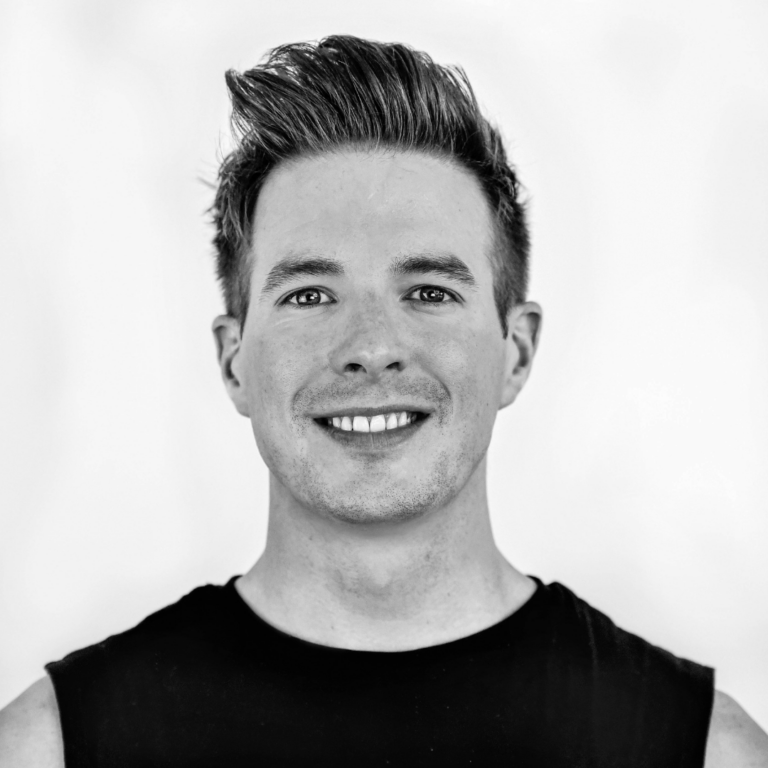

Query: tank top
<box><xmin>45</xmin><ymin>576</ymin><xmax>714</xmax><ymax>767</ymax></box>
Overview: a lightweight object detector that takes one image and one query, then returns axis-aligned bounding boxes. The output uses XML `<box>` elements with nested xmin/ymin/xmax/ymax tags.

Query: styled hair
<box><xmin>211</xmin><ymin>35</ymin><xmax>529</xmax><ymax>338</ymax></box>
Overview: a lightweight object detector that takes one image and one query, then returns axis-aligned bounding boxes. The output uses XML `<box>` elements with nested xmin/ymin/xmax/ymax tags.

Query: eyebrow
<box><xmin>259</xmin><ymin>251</ymin><xmax>478</xmax><ymax>301</ymax></box>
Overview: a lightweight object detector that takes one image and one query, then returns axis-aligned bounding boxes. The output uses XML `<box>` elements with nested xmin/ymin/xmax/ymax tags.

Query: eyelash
<box><xmin>280</xmin><ymin>285</ymin><xmax>461</xmax><ymax>309</ymax></box>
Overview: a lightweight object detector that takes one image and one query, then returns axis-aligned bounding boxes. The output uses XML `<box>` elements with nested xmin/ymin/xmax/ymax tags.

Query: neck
<box><xmin>236</xmin><ymin>457</ymin><xmax>535</xmax><ymax>651</ymax></box>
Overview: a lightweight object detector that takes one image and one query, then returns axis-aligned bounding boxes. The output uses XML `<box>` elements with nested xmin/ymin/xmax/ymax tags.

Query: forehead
<box><xmin>249</xmin><ymin>148</ymin><xmax>495</xmax><ymax>270</ymax></box>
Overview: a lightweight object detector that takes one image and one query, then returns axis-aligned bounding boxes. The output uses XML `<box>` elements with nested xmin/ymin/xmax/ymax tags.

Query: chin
<box><xmin>317</xmin><ymin>499</ymin><xmax>432</xmax><ymax>526</ymax></box>
<box><xmin>295</xmin><ymin>460</ymin><xmax>457</xmax><ymax>527</ymax></box>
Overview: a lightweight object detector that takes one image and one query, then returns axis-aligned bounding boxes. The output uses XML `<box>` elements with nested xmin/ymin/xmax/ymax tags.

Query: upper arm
<box><xmin>0</xmin><ymin>676</ymin><xmax>65</xmax><ymax>768</ymax></box>
<box><xmin>704</xmin><ymin>689</ymin><xmax>768</xmax><ymax>768</ymax></box>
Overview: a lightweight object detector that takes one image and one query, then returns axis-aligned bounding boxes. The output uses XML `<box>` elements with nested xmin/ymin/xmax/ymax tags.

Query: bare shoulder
<box><xmin>0</xmin><ymin>677</ymin><xmax>65</xmax><ymax>768</ymax></box>
<box><xmin>704</xmin><ymin>689</ymin><xmax>768</xmax><ymax>768</ymax></box>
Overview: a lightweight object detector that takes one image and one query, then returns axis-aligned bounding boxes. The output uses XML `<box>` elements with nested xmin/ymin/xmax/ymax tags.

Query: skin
<box><xmin>1</xmin><ymin>147</ymin><xmax>765</xmax><ymax>765</ymax></box>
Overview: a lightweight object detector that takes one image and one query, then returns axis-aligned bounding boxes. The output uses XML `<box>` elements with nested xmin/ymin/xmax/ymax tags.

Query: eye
<box><xmin>281</xmin><ymin>288</ymin><xmax>335</xmax><ymax>308</ymax></box>
<box><xmin>279</xmin><ymin>285</ymin><xmax>460</xmax><ymax>309</ymax></box>
<box><xmin>404</xmin><ymin>285</ymin><xmax>460</xmax><ymax>306</ymax></box>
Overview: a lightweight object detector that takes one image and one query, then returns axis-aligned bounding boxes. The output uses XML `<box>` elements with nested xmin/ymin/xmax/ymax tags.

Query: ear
<box><xmin>499</xmin><ymin>301</ymin><xmax>542</xmax><ymax>411</ymax></box>
<box><xmin>211</xmin><ymin>315</ymin><xmax>251</xmax><ymax>417</ymax></box>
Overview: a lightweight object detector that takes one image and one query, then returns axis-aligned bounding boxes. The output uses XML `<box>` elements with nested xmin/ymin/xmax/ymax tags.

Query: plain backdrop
<box><xmin>1</xmin><ymin>0</ymin><xmax>767</xmax><ymax>730</ymax></box>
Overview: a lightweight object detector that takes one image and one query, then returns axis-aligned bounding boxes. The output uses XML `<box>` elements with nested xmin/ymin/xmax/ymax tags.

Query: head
<box><xmin>212</xmin><ymin>35</ymin><xmax>529</xmax><ymax>340</ymax></box>
<box><xmin>211</xmin><ymin>36</ymin><xmax>541</xmax><ymax>527</ymax></box>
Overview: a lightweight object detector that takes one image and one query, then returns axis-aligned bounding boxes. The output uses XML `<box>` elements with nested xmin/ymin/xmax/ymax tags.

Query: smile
<box><xmin>323</xmin><ymin>411</ymin><xmax>420</xmax><ymax>432</ymax></box>
<box><xmin>313</xmin><ymin>411</ymin><xmax>431</xmax><ymax>447</ymax></box>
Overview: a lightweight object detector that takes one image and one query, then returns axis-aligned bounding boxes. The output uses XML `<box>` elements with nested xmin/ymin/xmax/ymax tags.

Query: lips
<box><xmin>313</xmin><ymin>411</ymin><xmax>430</xmax><ymax>447</ymax></box>
<box><xmin>315</xmin><ymin>411</ymin><xmax>429</xmax><ymax>431</ymax></box>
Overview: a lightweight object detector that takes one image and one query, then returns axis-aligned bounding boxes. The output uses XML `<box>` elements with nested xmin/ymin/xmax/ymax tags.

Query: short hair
<box><xmin>211</xmin><ymin>35</ymin><xmax>529</xmax><ymax>338</ymax></box>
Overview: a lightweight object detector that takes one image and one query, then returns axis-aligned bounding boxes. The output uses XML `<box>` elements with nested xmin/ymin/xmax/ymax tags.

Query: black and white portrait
<box><xmin>1</xmin><ymin>2</ymin><xmax>766</xmax><ymax>765</ymax></box>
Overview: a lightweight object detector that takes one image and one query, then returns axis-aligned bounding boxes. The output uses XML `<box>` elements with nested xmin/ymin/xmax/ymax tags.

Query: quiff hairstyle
<box><xmin>211</xmin><ymin>35</ymin><xmax>529</xmax><ymax>338</ymax></box>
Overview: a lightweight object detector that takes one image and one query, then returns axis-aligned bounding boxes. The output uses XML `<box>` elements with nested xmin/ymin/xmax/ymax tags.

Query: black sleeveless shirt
<box><xmin>45</xmin><ymin>576</ymin><xmax>714</xmax><ymax>767</ymax></box>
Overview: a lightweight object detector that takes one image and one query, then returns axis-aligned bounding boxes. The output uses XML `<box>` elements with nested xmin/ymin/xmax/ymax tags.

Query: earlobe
<box><xmin>211</xmin><ymin>315</ymin><xmax>250</xmax><ymax>417</ymax></box>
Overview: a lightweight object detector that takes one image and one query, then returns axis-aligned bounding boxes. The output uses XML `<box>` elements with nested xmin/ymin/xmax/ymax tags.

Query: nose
<box><xmin>328</xmin><ymin>297</ymin><xmax>406</xmax><ymax>379</ymax></box>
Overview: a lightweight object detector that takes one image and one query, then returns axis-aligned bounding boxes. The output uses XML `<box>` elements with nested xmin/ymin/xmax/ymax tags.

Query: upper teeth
<box><xmin>329</xmin><ymin>412</ymin><xmax>416</xmax><ymax>432</ymax></box>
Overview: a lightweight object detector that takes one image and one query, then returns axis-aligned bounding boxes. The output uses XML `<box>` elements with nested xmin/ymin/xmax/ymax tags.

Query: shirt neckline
<box><xmin>223</xmin><ymin>573</ymin><xmax>547</xmax><ymax>658</ymax></box>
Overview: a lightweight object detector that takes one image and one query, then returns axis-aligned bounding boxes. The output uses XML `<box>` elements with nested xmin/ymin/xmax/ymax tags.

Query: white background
<box><xmin>1</xmin><ymin>0</ymin><xmax>767</xmax><ymax>730</ymax></box>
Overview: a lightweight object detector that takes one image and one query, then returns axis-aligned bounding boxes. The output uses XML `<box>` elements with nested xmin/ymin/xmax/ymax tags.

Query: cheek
<box><xmin>423</xmin><ymin>325</ymin><xmax>503</xmax><ymax>424</ymax></box>
<box><xmin>243</xmin><ymin>335</ymin><xmax>317</xmax><ymax>476</ymax></box>
<box><xmin>245</xmin><ymin>335</ymin><xmax>310</xmax><ymax>421</ymax></box>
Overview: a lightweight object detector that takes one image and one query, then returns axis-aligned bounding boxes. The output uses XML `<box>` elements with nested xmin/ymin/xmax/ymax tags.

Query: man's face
<box><xmin>218</xmin><ymin>148</ymin><xmax>534</xmax><ymax>525</ymax></box>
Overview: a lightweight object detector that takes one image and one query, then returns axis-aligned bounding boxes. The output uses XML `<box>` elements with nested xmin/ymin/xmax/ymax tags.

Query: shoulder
<box><xmin>48</xmin><ymin>581</ymin><xmax>236</xmax><ymax>673</ymax></box>
<box><xmin>0</xmin><ymin>677</ymin><xmax>64</xmax><ymax>768</ymax></box>
<box><xmin>0</xmin><ymin>581</ymin><xmax>238</xmax><ymax>767</ymax></box>
<box><xmin>44</xmin><ymin>581</ymin><xmax>242</xmax><ymax>708</ymax></box>
<box><xmin>540</xmin><ymin>581</ymin><xmax>716</xmax><ymax>763</ymax></box>
<box><xmin>704</xmin><ymin>690</ymin><xmax>768</xmax><ymax>768</ymax></box>
<box><xmin>545</xmin><ymin>581</ymin><xmax>712</xmax><ymax>686</ymax></box>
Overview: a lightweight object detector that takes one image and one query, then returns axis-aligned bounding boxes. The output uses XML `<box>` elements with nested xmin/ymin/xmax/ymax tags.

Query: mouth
<box><xmin>312</xmin><ymin>410</ymin><xmax>431</xmax><ymax>448</ymax></box>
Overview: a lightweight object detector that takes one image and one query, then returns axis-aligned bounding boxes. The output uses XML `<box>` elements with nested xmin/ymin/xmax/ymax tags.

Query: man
<box><xmin>1</xmin><ymin>34</ymin><xmax>766</xmax><ymax>767</ymax></box>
